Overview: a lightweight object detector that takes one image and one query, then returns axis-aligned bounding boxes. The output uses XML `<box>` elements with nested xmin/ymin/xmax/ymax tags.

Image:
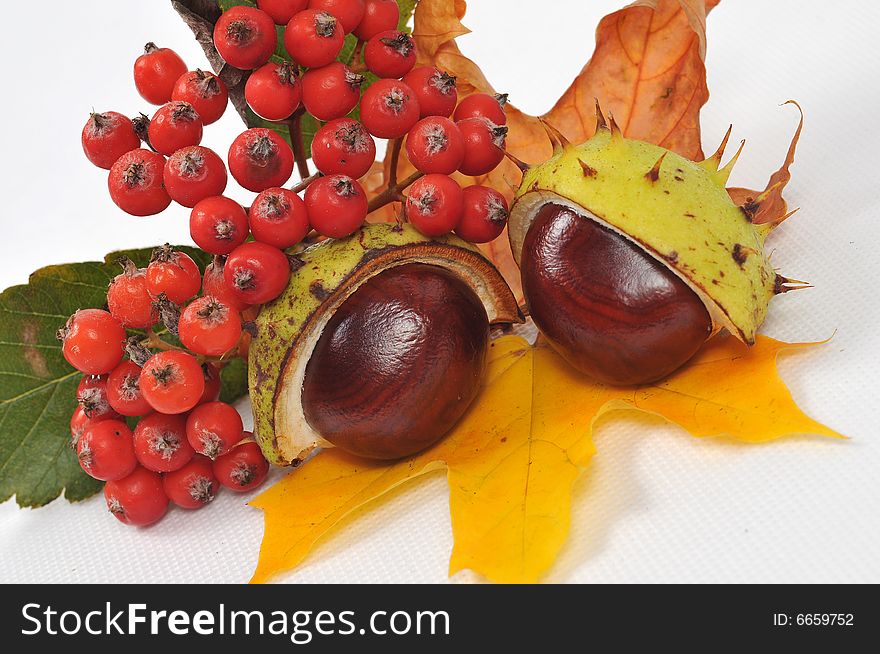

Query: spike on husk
<box><xmin>698</xmin><ymin>124</ymin><xmax>733</xmax><ymax>173</ymax></box>
<box><xmin>594</xmin><ymin>99</ymin><xmax>608</xmax><ymax>130</ymax></box>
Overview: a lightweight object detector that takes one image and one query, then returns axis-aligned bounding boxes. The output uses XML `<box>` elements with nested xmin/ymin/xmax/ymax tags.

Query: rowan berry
<box><xmin>403</xmin><ymin>66</ymin><xmax>457</xmax><ymax>118</ymax></box>
<box><xmin>171</xmin><ymin>69</ymin><xmax>229</xmax><ymax>125</ymax></box>
<box><xmin>301</xmin><ymin>62</ymin><xmax>363</xmax><ymax>121</ymax></box>
<box><xmin>82</xmin><ymin>112</ymin><xmax>141</xmax><ymax>170</ymax></box>
<box><xmin>139</xmin><ymin>350</ymin><xmax>206</xmax><ymax>415</ymax></box>
<box><xmin>360</xmin><ymin>79</ymin><xmax>420</xmax><ymax>138</ymax></box>
<box><xmin>405</xmin><ymin>174</ymin><xmax>464</xmax><ymax>237</ymax></box>
<box><xmin>454</xmin><ymin>185</ymin><xmax>509</xmax><ymax>243</ymax></box>
<box><xmin>249</xmin><ymin>187</ymin><xmax>310</xmax><ymax>249</ymax></box>
<box><xmin>213</xmin><ymin>439</ymin><xmax>270</xmax><ymax>492</ymax></box>
<box><xmin>77</xmin><ymin>419</ymin><xmax>137</xmax><ymax>481</ymax></box>
<box><xmin>213</xmin><ymin>6</ymin><xmax>277</xmax><ymax>70</ymax></box>
<box><xmin>405</xmin><ymin>116</ymin><xmax>464</xmax><ymax>175</ymax></box>
<box><xmin>134</xmin><ymin>43</ymin><xmax>187</xmax><ymax>105</ymax></box>
<box><xmin>59</xmin><ymin>309</ymin><xmax>126</xmax><ymax>375</ymax></box>
<box><xmin>163</xmin><ymin>455</ymin><xmax>218</xmax><ymax>509</ymax></box>
<box><xmin>304</xmin><ymin>175</ymin><xmax>368</xmax><ymax>238</ymax></box>
<box><xmin>364</xmin><ymin>30</ymin><xmax>416</xmax><ymax>78</ymax></box>
<box><xmin>186</xmin><ymin>401</ymin><xmax>244</xmax><ymax>459</ymax></box>
<box><xmin>228</xmin><ymin>128</ymin><xmax>294</xmax><ymax>192</ymax></box>
<box><xmin>105</xmin><ymin>467</ymin><xmax>169</xmax><ymax>526</ymax></box>
<box><xmin>108</xmin><ymin>149</ymin><xmax>172</xmax><ymax>216</ymax></box>
<box><xmin>163</xmin><ymin>145</ymin><xmax>228</xmax><ymax>208</ymax></box>
<box><xmin>147</xmin><ymin>101</ymin><xmax>203</xmax><ymax>155</ymax></box>
<box><xmin>189</xmin><ymin>196</ymin><xmax>249</xmax><ymax>255</ymax></box>
<box><xmin>223</xmin><ymin>242</ymin><xmax>292</xmax><ymax>305</ymax></box>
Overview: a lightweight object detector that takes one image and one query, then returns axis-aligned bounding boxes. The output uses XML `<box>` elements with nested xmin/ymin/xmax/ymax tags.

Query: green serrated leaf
<box><xmin>0</xmin><ymin>245</ymin><xmax>249</xmax><ymax>508</ymax></box>
<box><xmin>220</xmin><ymin>357</ymin><xmax>248</xmax><ymax>404</ymax></box>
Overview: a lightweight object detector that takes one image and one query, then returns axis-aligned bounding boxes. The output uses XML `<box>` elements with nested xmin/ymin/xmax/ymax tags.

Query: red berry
<box><xmin>139</xmin><ymin>350</ymin><xmax>206</xmax><ymax>415</ymax></box>
<box><xmin>311</xmin><ymin>118</ymin><xmax>375</xmax><ymax>179</ymax></box>
<box><xmin>213</xmin><ymin>6</ymin><xmax>277</xmax><ymax>70</ymax></box>
<box><xmin>133</xmin><ymin>412</ymin><xmax>195</xmax><ymax>473</ymax></box>
<box><xmin>284</xmin><ymin>9</ymin><xmax>345</xmax><ymax>69</ymax></box>
<box><xmin>189</xmin><ymin>196</ymin><xmax>249</xmax><ymax>255</ymax></box>
<box><xmin>304</xmin><ymin>175</ymin><xmax>367</xmax><ymax>238</ymax></box>
<box><xmin>223</xmin><ymin>242</ymin><xmax>292</xmax><ymax>305</ymax></box>
<box><xmin>405</xmin><ymin>116</ymin><xmax>464</xmax><ymax>175</ymax></box>
<box><xmin>213</xmin><ymin>439</ymin><xmax>270</xmax><ymax>492</ymax></box>
<box><xmin>76</xmin><ymin>374</ymin><xmax>114</xmax><ymax>420</ymax></box>
<box><xmin>105</xmin><ymin>467</ymin><xmax>168</xmax><ymax>526</ymax></box>
<box><xmin>301</xmin><ymin>62</ymin><xmax>363</xmax><ymax>121</ymax></box>
<box><xmin>353</xmin><ymin>0</ymin><xmax>399</xmax><ymax>40</ymax></box>
<box><xmin>245</xmin><ymin>62</ymin><xmax>302</xmax><ymax>121</ymax></box>
<box><xmin>77</xmin><ymin>420</ymin><xmax>137</xmax><ymax>481</ymax></box>
<box><xmin>454</xmin><ymin>185</ymin><xmax>509</xmax><ymax>243</ymax></box>
<box><xmin>179</xmin><ymin>296</ymin><xmax>242</xmax><ymax>357</ymax></box>
<box><xmin>257</xmin><ymin>0</ymin><xmax>309</xmax><ymax>25</ymax></box>
<box><xmin>403</xmin><ymin>66</ymin><xmax>457</xmax><ymax>118</ymax></box>
<box><xmin>82</xmin><ymin>112</ymin><xmax>140</xmax><ymax>170</ymax></box>
<box><xmin>364</xmin><ymin>30</ymin><xmax>416</xmax><ymax>78</ymax></box>
<box><xmin>106</xmin><ymin>360</ymin><xmax>152</xmax><ymax>417</ymax></box>
<box><xmin>163</xmin><ymin>145</ymin><xmax>228</xmax><ymax>208</ymax></box>
<box><xmin>203</xmin><ymin>260</ymin><xmax>251</xmax><ymax>312</ymax></box>
<box><xmin>108</xmin><ymin>149</ymin><xmax>171</xmax><ymax>216</ymax></box>
<box><xmin>360</xmin><ymin>79</ymin><xmax>420</xmax><ymax>138</ymax></box>
<box><xmin>147</xmin><ymin>101</ymin><xmax>203</xmax><ymax>155</ymax></box>
<box><xmin>200</xmin><ymin>363</ymin><xmax>223</xmax><ymax>404</ymax></box>
<box><xmin>134</xmin><ymin>43</ymin><xmax>187</xmax><ymax>105</ymax></box>
<box><xmin>405</xmin><ymin>174</ymin><xmax>464</xmax><ymax>237</ymax></box>
<box><xmin>453</xmin><ymin>92</ymin><xmax>508</xmax><ymax>126</ymax></box>
<box><xmin>228</xmin><ymin>128</ymin><xmax>294</xmax><ymax>192</ymax></box>
<box><xmin>249</xmin><ymin>187</ymin><xmax>310</xmax><ymax>248</ymax></box>
<box><xmin>163</xmin><ymin>455</ymin><xmax>218</xmax><ymax>509</ymax></box>
<box><xmin>146</xmin><ymin>245</ymin><xmax>201</xmax><ymax>304</ymax></box>
<box><xmin>309</xmin><ymin>0</ymin><xmax>365</xmax><ymax>32</ymax></box>
<box><xmin>171</xmin><ymin>69</ymin><xmax>229</xmax><ymax>125</ymax></box>
<box><xmin>457</xmin><ymin>117</ymin><xmax>507</xmax><ymax>176</ymax></box>
<box><xmin>59</xmin><ymin>309</ymin><xmax>126</xmax><ymax>375</ymax></box>
<box><xmin>70</xmin><ymin>405</ymin><xmax>119</xmax><ymax>448</ymax></box>
<box><xmin>107</xmin><ymin>259</ymin><xmax>157</xmax><ymax>329</ymax></box>
<box><xmin>186</xmin><ymin>401</ymin><xmax>244</xmax><ymax>459</ymax></box>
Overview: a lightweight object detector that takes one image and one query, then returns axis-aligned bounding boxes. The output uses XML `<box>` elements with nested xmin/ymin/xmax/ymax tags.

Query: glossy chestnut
<box><xmin>302</xmin><ymin>263</ymin><xmax>489</xmax><ymax>459</ymax></box>
<box><xmin>520</xmin><ymin>203</ymin><xmax>712</xmax><ymax>385</ymax></box>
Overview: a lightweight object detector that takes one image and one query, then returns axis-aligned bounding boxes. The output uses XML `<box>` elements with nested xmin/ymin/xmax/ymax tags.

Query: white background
<box><xmin>1</xmin><ymin>0</ymin><xmax>878</xmax><ymax>583</ymax></box>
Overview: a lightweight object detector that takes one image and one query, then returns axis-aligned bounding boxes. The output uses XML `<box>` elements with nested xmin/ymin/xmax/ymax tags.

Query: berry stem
<box><xmin>349</xmin><ymin>39</ymin><xmax>366</xmax><ymax>73</ymax></box>
<box><xmin>143</xmin><ymin>328</ymin><xmax>185</xmax><ymax>353</ymax></box>
<box><xmin>286</xmin><ymin>109</ymin><xmax>311</xmax><ymax>180</ymax></box>
<box><xmin>290</xmin><ymin>170</ymin><xmax>322</xmax><ymax>193</ymax></box>
<box><xmin>388</xmin><ymin>137</ymin><xmax>403</xmax><ymax>187</ymax></box>
<box><xmin>366</xmin><ymin>170</ymin><xmax>423</xmax><ymax>214</ymax></box>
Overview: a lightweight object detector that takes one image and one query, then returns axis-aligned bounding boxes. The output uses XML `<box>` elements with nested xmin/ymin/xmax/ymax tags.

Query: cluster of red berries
<box><xmin>70</xmin><ymin>1</ymin><xmax>515</xmax><ymax>525</ymax></box>
<box><xmin>81</xmin><ymin>0</ymin><xmax>512</xmax><ymax>283</ymax></box>
<box><xmin>59</xmin><ymin>247</ymin><xmax>271</xmax><ymax>527</ymax></box>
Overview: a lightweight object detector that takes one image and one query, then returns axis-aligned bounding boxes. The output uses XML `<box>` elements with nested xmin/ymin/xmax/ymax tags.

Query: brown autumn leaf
<box><xmin>376</xmin><ymin>0</ymin><xmax>720</xmax><ymax>301</ymax></box>
<box><xmin>250</xmin><ymin>334</ymin><xmax>841</xmax><ymax>584</ymax></box>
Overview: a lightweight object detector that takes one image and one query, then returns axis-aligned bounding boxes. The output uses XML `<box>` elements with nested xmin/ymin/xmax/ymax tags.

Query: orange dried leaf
<box><xmin>728</xmin><ymin>100</ymin><xmax>805</xmax><ymax>227</ymax></box>
<box><xmin>250</xmin><ymin>334</ymin><xmax>841</xmax><ymax>584</ymax></box>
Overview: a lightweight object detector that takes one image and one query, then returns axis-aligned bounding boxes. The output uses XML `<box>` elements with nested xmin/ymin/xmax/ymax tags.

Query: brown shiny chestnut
<box><xmin>520</xmin><ymin>203</ymin><xmax>712</xmax><ymax>385</ymax></box>
<box><xmin>302</xmin><ymin>263</ymin><xmax>489</xmax><ymax>459</ymax></box>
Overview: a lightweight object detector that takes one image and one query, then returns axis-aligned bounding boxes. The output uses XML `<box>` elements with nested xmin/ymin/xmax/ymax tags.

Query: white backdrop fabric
<box><xmin>1</xmin><ymin>0</ymin><xmax>878</xmax><ymax>583</ymax></box>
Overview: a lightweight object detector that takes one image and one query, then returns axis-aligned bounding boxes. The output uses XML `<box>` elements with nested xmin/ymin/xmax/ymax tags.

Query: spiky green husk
<box><xmin>249</xmin><ymin>223</ymin><xmax>522</xmax><ymax>466</ymax></box>
<box><xmin>509</xmin><ymin>127</ymin><xmax>779</xmax><ymax>344</ymax></box>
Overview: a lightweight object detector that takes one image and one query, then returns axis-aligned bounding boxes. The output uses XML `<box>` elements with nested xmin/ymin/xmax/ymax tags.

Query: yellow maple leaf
<box><xmin>249</xmin><ymin>335</ymin><xmax>841</xmax><ymax>584</ymax></box>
